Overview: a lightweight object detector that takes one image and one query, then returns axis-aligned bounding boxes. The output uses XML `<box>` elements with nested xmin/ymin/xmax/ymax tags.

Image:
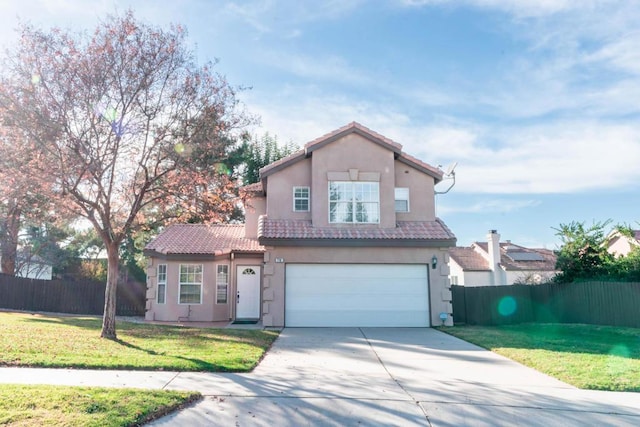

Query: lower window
<box><xmin>157</xmin><ymin>264</ymin><xmax>167</xmax><ymax>304</ymax></box>
<box><xmin>216</xmin><ymin>265</ymin><xmax>228</xmax><ymax>304</ymax></box>
<box><xmin>179</xmin><ymin>264</ymin><xmax>203</xmax><ymax>304</ymax></box>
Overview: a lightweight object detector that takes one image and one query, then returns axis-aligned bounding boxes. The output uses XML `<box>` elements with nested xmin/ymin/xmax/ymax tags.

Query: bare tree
<box><xmin>0</xmin><ymin>11</ymin><xmax>252</xmax><ymax>338</ymax></box>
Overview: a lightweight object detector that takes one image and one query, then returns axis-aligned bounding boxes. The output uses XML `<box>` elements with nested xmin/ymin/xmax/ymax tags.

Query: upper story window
<box><xmin>293</xmin><ymin>186</ymin><xmax>310</xmax><ymax>212</ymax></box>
<box><xmin>394</xmin><ymin>188</ymin><xmax>410</xmax><ymax>212</ymax></box>
<box><xmin>329</xmin><ymin>181</ymin><xmax>379</xmax><ymax>224</ymax></box>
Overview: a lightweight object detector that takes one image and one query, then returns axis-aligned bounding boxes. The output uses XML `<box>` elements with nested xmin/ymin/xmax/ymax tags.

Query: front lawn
<box><xmin>439</xmin><ymin>323</ymin><xmax>640</xmax><ymax>392</ymax></box>
<box><xmin>0</xmin><ymin>384</ymin><xmax>199</xmax><ymax>426</ymax></box>
<box><xmin>0</xmin><ymin>312</ymin><xmax>278</xmax><ymax>372</ymax></box>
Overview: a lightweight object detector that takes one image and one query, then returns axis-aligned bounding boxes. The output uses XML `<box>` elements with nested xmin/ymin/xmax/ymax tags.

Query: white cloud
<box><xmin>223</xmin><ymin>0</ymin><xmax>365</xmax><ymax>37</ymax></box>
<box><xmin>585</xmin><ymin>30</ymin><xmax>640</xmax><ymax>75</ymax></box>
<box><xmin>437</xmin><ymin>198</ymin><xmax>541</xmax><ymax>215</ymax></box>
<box><xmin>398</xmin><ymin>0</ymin><xmax>593</xmax><ymax>17</ymax></box>
<box><xmin>450</xmin><ymin>121</ymin><xmax>640</xmax><ymax>194</ymax></box>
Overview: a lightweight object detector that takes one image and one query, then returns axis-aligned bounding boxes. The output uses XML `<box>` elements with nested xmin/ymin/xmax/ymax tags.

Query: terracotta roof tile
<box><xmin>450</xmin><ymin>242</ymin><xmax>557</xmax><ymax>272</ymax></box>
<box><xmin>258</xmin><ymin>149</ymin><xmax>306</xmax><ymax>177</ymax></box>
<box><xmin>449</xmin><ymin>247</ymin><xmax>490</xmax><ymax>271</ymax></box>
<box><xmin>304</xmin><ymin>121</ymin><xmax>403</xmax><ymax>151</ymax></box>
<box><xmin>145</xmin><ymin>224</ymin><xmax>264</xmax><ymax>256</ymax></box>
<box><xmin>240</xmin><ymin>181</ymin><xmax>264</xmax><ymax>194</ymax></box>
<box><xmin>258</xmin><ymin>217</ymin><xmax>456</xmax><ymax>241</ymax></box>
<box><xmin>397</xmin><ymin>151</ymin><xmax>444</xmax><ymax>181</ymax></box>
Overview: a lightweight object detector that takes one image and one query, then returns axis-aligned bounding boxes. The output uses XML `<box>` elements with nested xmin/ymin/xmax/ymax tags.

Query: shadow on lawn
<box><xmin>113</xmin><ymin>338</ymin><xmax>238</xmax><ymax>372</ymax></box>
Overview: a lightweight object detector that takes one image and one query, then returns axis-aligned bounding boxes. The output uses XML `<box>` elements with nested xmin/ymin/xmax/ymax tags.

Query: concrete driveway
<box><xmin>151</xmin><ymin>327</ymin><xmax>640</xmax><ymax>426</ymax></box>
<box><xmin>2</xmin><ymin>327</ymin><xmax>639</xmax><ymax>425</ymax></box>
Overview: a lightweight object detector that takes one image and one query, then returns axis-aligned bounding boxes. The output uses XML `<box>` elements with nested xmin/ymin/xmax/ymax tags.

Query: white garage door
<box><xmin>285</xmin><ymin>264</ymin><xmax>429</xmax><ymax>327</ymax></box>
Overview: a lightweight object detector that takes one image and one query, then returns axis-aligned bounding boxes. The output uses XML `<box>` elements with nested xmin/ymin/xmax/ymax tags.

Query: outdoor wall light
<box><xmin>431</xmin><ymin>255</ymin><xmax>438</xmax><ymax>270</ymax></box>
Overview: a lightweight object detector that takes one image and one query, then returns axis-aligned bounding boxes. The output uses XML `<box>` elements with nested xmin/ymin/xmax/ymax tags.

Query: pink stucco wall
<box><xmin>145</xmin><ymin>255</ymin><xmax>264</xmax><ymax>322</ymax></box>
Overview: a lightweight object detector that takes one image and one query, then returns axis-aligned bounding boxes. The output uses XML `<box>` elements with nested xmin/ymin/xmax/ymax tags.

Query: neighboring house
<box><xmin>607</xmin><ymin>229</ymin><xmax>640</xmax><ymax>257</ymax></box>
<box><xmin>0</xmin><ymin>253</ymin><xmax>53</xmax><ymax>280</ymax></box>
<box><xmin>145</xmin><ymin>122</ymin><xmax>457</xmax><ymax>327</ymax></box>
<box><xmin>449</xmin><ymin>230</ymin><xmax>558</xmax><ymax>286</ymax></box>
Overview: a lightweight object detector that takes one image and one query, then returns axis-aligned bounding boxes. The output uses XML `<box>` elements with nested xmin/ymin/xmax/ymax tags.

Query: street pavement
<box><xmin>1</xmin><ymin>328</ymin><xmax>639</xmax><ymax>426</ymax></box>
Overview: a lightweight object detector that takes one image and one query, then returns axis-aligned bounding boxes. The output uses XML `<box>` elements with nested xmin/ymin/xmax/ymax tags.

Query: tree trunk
<box><xmin>0</xmin><ymin>201</ymin><xmax>21</xmax><ymax>276</ymax></box>
<box><xmin>101</xmin><ymin>241</ymin><xmax>120</xmax><ymax>339</ymax></box>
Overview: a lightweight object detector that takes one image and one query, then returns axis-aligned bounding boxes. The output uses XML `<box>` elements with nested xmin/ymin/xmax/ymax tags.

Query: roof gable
<box><xmin>258</xmin><ymin>122</ymin><xmax>443</xmax><ymax>182</ymax></box>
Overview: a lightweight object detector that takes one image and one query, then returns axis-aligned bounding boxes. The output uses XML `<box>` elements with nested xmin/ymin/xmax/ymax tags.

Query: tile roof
<box><xmin>258</xmin><ymin>217</ymin><xmax>456</xmax><ymax>241</ymax></box>
<box><xmin>240</xmin><ymin>181</ymin><xmax>264</xmax><ymax>194</ymax></box>
<box><xmin>304</xmin><ymin>121</ymin><xmax>403</xmax><ymax>152</ymax></box>
<box><xmin>449</xmin><ymin>243</ymin><xmax>557</xmax><ymax>272</ymax></box>
<box><xmin>258</xmin><ymin>149</ymin><xmax>306</xmax><ymax>178</ymax></box>
<box><xmin>145</xmin><ymin>224</ymin><xmax>264</xmax><ymax>256</ymax></box>
<box><xmin>397</xmin><ymin>151</ymin><xmax>444</xmax><ymax>180</ymax></box>
<box><xmin>448</xmin><ymin>247</ymin><xmax>489</xmax><ymax>271</ymax></box>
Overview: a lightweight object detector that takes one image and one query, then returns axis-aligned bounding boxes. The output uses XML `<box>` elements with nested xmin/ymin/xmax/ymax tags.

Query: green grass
<box><xmin>0</xmin><ymin>384</ymin><xmax>199</xmax><ymax>426</ymax></box>
<box><xmin>439</xmin><ymin>323</ymin><xmax>640</xmax><ymax>392</ymax></box>
<box><xmin>0</xmin><ymin>312</ymin><xmax>278</xmax><ymax>372</ymax></box>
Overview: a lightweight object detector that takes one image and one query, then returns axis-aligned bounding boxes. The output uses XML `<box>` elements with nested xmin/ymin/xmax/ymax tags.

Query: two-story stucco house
<box><xmin>144</xmin><ymin>122</ymin><xmax>457</xmax><ymax>327</ymax></box>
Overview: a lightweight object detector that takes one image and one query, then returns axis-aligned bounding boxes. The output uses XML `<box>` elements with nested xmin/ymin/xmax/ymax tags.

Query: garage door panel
<box><xmin>286</xmin><ymin>309</ymin><xmax>428</xmax><ymax>328</ymax></box>
<box><xmin>285</xmin><ymin>264</ymin><xmax>429</xmax><ymax>327</ymax></box>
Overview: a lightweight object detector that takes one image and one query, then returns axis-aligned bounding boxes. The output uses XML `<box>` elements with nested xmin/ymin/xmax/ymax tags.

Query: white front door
<box><xmin>236</xmin><ymin>266</ymin><xmax>261</xmax><ymax>319</ymax></box>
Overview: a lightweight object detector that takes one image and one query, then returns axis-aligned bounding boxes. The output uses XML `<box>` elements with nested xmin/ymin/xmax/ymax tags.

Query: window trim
<box><xmin>328</xmin><ymin>181</ymin><xmax>380</xmax><ymax>224</ymax></box>
<box><xmin>156</xmin><ymin>264</ymin><xmax>167</xmax><ymax>304</ymax></box>
<box><xmin>216</xmin><ymin>264</ymin><xmax>229</xmax><ymax>304</ymax></box>
<box><xmin>293</xmin><ymin>186</ymin><xmax>310</xmax><ymax>212</ymax></box>
<box><xmin>394</xmin><ymin>187</ymin><xmax>410</xmax><ymax>213</ymax></box>
<box><xmin>178</xmin><ymin>264</ymin><xmax>203</xmax><ymax>305</ymax></box>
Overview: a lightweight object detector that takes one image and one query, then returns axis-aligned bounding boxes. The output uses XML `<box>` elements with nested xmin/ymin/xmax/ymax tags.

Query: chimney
<box><xmin>487</xmin><ymin>230</ymin><xmax>501</xmax><ymax>272</ymax></box>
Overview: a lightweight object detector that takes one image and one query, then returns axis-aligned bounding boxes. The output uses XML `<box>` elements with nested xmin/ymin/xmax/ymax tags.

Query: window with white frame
<box><xmin>329</xmin><ymin>181</ymin><xmax>379</xmax><ymax>223</ymax></box>
<box><xmin>394</xmin><ymin>188</ymin><xmax>410</xmax><ymax>212</ymax></box>
<box><xmin>293</xmin><ymin>186</ymin><xmax>310</xmax><ymax>212</ymax></box>
<box><xmin>157</xmin><ymin>264</ymin><xmax>167</xmax><ymax>304</ymax></box>
<box><xmin>216</xmin><ymin>265</ymin><xmax>228</xmax><ymax>304</ymax></box>
<box><xmin>179</xmin><ymin>264</ymin><xmax>203</xmax><ymax>304</ymax></box>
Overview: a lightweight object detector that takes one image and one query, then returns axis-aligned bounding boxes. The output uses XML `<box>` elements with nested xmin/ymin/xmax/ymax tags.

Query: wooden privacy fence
<box><xmin>451</xmin><ymin>281</ymin><xmax>640</xmax><ymax>328</ymax></box>
<box><xmin>0</xmin><ymin>273</ymin><xmax>145</xmax><ymax>316</ymax></box>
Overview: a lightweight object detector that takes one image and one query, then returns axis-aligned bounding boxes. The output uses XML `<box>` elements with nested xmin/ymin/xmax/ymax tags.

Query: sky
<box><xmin>1</xmin><ymin>0</ymin><xmax>639</xmax><ymax>248</ymax></box>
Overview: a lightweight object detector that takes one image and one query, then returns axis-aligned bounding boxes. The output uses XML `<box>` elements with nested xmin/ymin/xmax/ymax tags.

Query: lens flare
<box><xmin>31</xmin><ymin>74</ymin><xmax>41</xmax><ymax>84</ymax></box>
<box><xmin>174</xmin><ymin>143</ymin><xmax>185</xmax><ymax>154</ymax></box>
<box><xmin>104</xmin><ymin>107</ymin><xmax>118</xmax><ymax>122</ymax></box>
<box><xmin>607</xmin><ymin>344</ymin><xmax>631</xmax><ymax>376</ymax></box>
<box><xmin>214</xmin><ymin>162</ymin><xmax>230</xmax><ymax>175</ymax></box>
<box><xmin>498</xmin><ymin>296</ymin><xmax>517</xmax><ymax>317</ymax></box>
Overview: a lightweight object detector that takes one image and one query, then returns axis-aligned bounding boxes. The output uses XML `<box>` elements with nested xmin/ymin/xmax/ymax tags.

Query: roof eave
<box><xmin>257</xmin><ymin>237</ymin><xmax>456</xmax><ymax>248</ymax></box>
<box><xmin>259</xmin><ymin>150</ymin><xmax>307</xmax><ymax>179</ymax></box>
<box><xmin>396</xmin><ymin>154</ymin><xmax>444</xmax><ymax>182</ymax></box>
